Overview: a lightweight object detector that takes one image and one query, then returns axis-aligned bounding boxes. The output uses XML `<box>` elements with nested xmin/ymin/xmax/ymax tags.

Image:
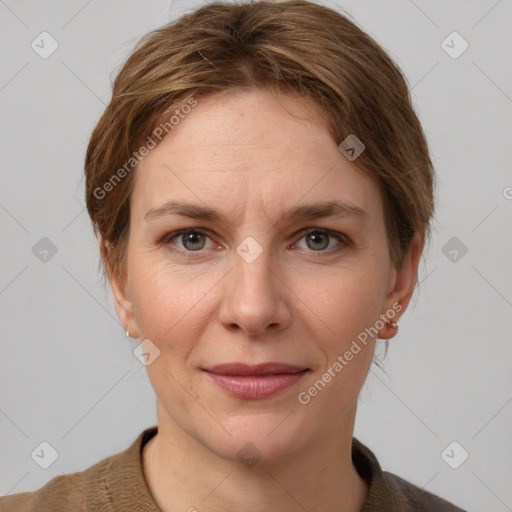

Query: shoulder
<box><xmin>0</xmin><ymin>426</ymin><xmax>158</xmax><ymax>512</ymax></box>
<box><xmin>0</xmin><ymin>456</ymin><xmax>110</xmax><ymax>512</ymax></box>
<box><xmin>352</xmin><ymin>437</ymin><xmax>467</xmax><ymax>511</ymax></box>
<box><xmin>378</xmin><ymin>471</ymin><xmax>467</xmax><ymax>511</ymax></box>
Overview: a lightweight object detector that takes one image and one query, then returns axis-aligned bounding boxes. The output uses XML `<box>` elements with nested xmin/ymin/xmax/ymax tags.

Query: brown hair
<box><xmin>85</xmin><ymin>0</ymin><xmax>435</xmax><ymax>280</ymax></box>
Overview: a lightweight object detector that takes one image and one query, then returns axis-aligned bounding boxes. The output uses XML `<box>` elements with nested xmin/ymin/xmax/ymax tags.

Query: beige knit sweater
<box><xmin>0</xmin><ymin>425</ymin><xmax>466</xmax><ymax>511</ymax></box>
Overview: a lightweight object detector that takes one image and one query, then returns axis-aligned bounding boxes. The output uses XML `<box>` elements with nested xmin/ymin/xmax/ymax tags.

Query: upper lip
<box><xmin>203</xmin><ymin>363</ymin><xmax>308</xmax><ymax>376</ymax></box>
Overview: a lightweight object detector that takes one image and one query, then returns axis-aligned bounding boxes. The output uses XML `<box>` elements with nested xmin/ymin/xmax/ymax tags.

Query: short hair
<box><xmin>84</xmin><ymin>0</ymin><xmax>435</xmax><ymax>279</ymax></box>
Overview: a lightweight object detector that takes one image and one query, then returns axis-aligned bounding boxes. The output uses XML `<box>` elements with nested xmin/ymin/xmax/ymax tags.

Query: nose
<box><xmin>218</xmin><ymin>248</ymin><xmax>292</xmax><ymax>337</ymax></box>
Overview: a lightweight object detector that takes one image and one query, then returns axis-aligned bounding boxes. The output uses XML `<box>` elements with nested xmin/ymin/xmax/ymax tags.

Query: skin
<box><xmin>108</xmin><ymin>88</ymin><xmax>423</xmax><ymax>512</ymax></box>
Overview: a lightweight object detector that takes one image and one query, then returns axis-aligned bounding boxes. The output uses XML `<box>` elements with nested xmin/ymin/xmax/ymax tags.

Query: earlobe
<box><xmin>110</xmin><ymin>269</ymin><xmax>140</xmax><ymax>339</ymax></box>
<box><xmin>378</xmin><ymin>232</ymin><xmax>424</xmax><ymax>340</ymax></box>
<box><xmin>100</xmin><ymin>237</ymin><xmax>140</xmax><ymax>338</ymax></box>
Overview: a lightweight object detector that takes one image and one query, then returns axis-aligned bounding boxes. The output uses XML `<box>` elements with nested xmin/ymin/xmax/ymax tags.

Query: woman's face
<box><xmin>111</xmin><ymin>89</ymin><xmax>418</xmax><ymax>464</ymax></box>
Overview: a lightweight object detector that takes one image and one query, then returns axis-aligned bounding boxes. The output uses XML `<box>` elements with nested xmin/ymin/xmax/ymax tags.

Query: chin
<box><xmin>205</xmin><ymin>412</ymin><xmax>312</xmax><ymax>467</ymax></box>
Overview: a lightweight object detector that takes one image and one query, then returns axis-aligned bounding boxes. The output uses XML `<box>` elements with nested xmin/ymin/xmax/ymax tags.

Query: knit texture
<box><xmin>0</xmin><ymin>426</ymin><xmax>466</xmax><ymax>511</ymax></box>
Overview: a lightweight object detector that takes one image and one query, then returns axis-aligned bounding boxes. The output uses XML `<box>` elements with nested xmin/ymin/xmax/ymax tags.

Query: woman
<box><xmin>0</xmin><ymin>1</ymin><xmax>467</xmax><ymax>510</ymax></box>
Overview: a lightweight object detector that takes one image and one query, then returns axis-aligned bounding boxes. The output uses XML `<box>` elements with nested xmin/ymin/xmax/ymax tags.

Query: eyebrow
<box><xmin>144</xmin><ymin>199</ymin><xmax>368</xmax><ymax>225</ymax></box>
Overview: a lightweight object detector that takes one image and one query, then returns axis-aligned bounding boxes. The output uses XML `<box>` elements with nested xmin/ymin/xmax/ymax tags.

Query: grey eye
<box><xmin>180</xmin><ymin>231</ymin><xmax>207</xmax><ymax>251</ymax></box>
<box><xmin>305</xmin><ymin>231</ymin><xmax>330</xmax><ymax>251</ymax></box>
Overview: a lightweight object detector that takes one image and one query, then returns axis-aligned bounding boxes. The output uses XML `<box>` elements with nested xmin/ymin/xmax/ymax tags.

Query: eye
<box><xmin>294</xmin><ymin>228</ymin><xmax>348</xmax><ymax>252</ymax></box>
<box><xmin>161</xmin><ymin>227</ymin><xmax>349</xmax><ymax>256</ymax></box>
<box><xmin>163</xmin><ymin>229</ymin><xmax>215</xmax><ymax>252</ymax></box>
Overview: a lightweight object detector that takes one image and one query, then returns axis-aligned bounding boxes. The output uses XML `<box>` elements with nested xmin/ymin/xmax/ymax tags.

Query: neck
<box><xmin>142</xmin><ymin>403</ymin><xmax>368</xmax><ymax>512</ymax></box>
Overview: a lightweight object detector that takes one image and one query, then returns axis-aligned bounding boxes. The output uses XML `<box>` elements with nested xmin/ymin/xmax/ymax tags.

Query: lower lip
<box><xmin>205</xmin><ymin>370</ymin><xmax>308</xmax><ymax>399</ymax></box>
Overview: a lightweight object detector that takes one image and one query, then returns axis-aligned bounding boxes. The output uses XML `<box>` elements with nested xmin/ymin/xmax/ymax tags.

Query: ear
<box><xmin>378</xmin><ymin>232</ymin><xmax>424</xmax><ymax>339</ymax></box>
<box><xmin>100</xmin><ymin>237</ymin><xmax>140</xmax><ymax>339</ymax></box>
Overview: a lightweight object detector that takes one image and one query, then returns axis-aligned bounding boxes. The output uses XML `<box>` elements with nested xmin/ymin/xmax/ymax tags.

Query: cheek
<box><xmin>127</xmin><ymin>263</ymin><xmax>216</xmax><ymax>404</ymax></box>
<box><xmin>127</xmin><ymin>256</ymin><xmax>216</xmax><ymax>346</ymax></box>
<box><xmin>296</xmin><ymin>260</ymin><xmax>387</xmax><ymax>347</ymax></box>
<box><xmin>294</xmin><ymin>270</ymin><xmax>381</xmax><ymax>417</ymax></box>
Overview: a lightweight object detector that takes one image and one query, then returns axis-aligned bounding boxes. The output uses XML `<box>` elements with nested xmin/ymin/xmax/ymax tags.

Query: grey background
<box><xmin>1</xmin><ymin>0</ymin><xmax>511</xmax><ymax>510</ymax></box>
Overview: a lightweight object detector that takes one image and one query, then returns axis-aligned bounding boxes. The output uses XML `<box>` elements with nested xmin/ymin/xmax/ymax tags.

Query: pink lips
<box><xmin>203</xmin><ymin>363</ymin><xmax>309</xmax><ymax>399</ymax></box>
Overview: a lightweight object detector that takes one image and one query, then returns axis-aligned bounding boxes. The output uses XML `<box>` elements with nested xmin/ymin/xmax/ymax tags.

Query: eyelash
<box><xmin>160</xmin><ymin>228</ymin><xmax>350</xmax><ymax>257</ymax></box>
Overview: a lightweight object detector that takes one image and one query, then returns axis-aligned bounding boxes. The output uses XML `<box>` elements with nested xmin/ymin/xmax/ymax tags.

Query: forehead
<box><xmin>132</xmin><ymin>89</ymin><xmax>383</xmax><ymax>226</ymax></box>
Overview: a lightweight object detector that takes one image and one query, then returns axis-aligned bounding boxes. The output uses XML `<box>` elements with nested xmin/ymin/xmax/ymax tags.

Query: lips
<box><xmin>203</xmin><ymin>362</ymin><xmax>309</xmax><ymax>399</ymax></box>
<box><xmin>204</xmin><ymin>362</ymin><xmax>307</xmax><ymax>376</ymax></box>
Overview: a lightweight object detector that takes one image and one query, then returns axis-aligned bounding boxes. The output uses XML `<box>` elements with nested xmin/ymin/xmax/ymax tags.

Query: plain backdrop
<box><xmin>1</xmin><ymin>1</ymin><xmax>511</xmax><ymax>510</ymax></box>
